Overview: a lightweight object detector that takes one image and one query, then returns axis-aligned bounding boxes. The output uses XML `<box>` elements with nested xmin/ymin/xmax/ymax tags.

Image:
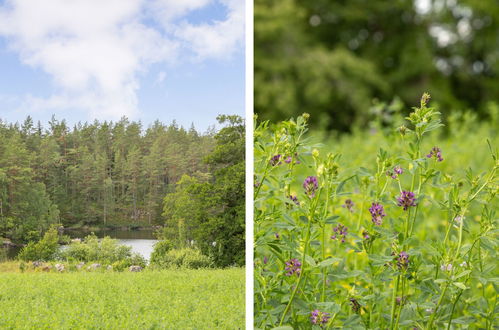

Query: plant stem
<box><xmin>427</xmin><ymin>282</ymin><xmax>449</xmax><ymax>329</ymax></box>
<box><xmin>390</xmin><ymin>274</ymin><xmax>400</xmax><ymax>329</ymax></box>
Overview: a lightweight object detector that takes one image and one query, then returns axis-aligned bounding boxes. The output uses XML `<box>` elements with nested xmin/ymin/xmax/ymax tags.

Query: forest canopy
<box><xmin>0</xmin><ymin>114</ymin><xmax>245</xmax><ymax>263</ymax></box>
<box><xmin>255</xmin><ymin>0</ymin><xmax>498</xmax><ymax>131</ymax></box>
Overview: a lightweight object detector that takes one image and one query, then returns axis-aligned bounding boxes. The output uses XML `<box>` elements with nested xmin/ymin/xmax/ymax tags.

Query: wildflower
<box><xmin>441</xmin><ymin>263</ymin><xmax>453</xmax><ymax>272</ymax></box>
<box><xmin>270</xmin><ymin>154</ymin><xmax>282</xmax><ymax>166</ymax></box>
<box><xmin>397</xmin><ymin>191</ymin><xmax>417</xmax><ymax>211</ymax></box>
<box><xmin>274</xmin><ymin>233</ymin><xmax>280</xmax><ymax>239</ymax></box>
<box><xmin>310</xmin><ymin>309</ymin><xmax>330</xmax><ymax>326</ymax></box>
<box><xmin>396</xmin><ymin>251</ymin><xmax>409</xmax><ymax>270</ymax></box>
<box><xmin>369</xmin><ymin>202</ymin><xmax>386</xmax><ymax>225</ymax></box>
<box><xmin>453</xmin><ymin>215</ymin><xmax>464</xmax><ymax>227</ymax></box>
<box><xmin>342</xmin><ymin>199</ymin><xmax>355</xmax><ymax>212</ymax></box>
<box><xmin>396</xmin><ymin>296</ymin><xmax>407</xmax><ymax>306</ymax></box>
<box><xmin>285</xmin><ymin>258</ymin><xmax>301</xmax><ymax>276</ymax></box>
<box><xmin>362</xmin><ymin>230</ymin><xmax>370</xmax><ymax>240</ymax></box>
<box><xmin>394</xmin><ymin>166</ymin><xmax>403</xmax><ymax>176</ymax></box>
<box><xmin>284</xmin><ymin>156</ymin><xmax>292</xmax><ymax>164</ymax></box>
<box><xmin>263</xmin><ymin>256</ymin><xmax>268</xmax><ymax>264</ymax></box>
<box><xmin>350</xmin><ymin>298</ymin><xmax>361</xmax><ymax>313</ymax></box>
<box><xmin>387</xmin><ymin>166</ymin><xmax>403</xmax><ymax>179</ymax></box>
<box><xmin>303</xmin><ymin>176</ymin><xmax>318</xmax><ymax>198</ymax></box>
<box><xmin>426</xmin><ymin>146</ymin><xmax>443</xmax><ymax>162</ymax></box>
<box><xmin>331</xmin><ymin>224</ymin><xmax>348</xmax><ymax>243</ymax></box>
<box><xmin>460</xmin><ymin>261</ymin><xmax>467</xmax><ymax>268</ymax></box>
<box><xmin>287</xmin><ymin>194</ymin><xmax>300</xmax><ymax>206</ymax></box>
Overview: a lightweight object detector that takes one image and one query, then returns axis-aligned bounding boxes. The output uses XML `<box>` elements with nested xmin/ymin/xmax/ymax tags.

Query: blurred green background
<box><xmin>255</xmin><ymin>0</ymin><xmax>498</xmax><ymax>131</ymax></box>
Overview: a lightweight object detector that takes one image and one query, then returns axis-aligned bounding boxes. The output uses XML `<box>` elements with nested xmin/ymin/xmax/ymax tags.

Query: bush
<box><xmin>150</xmin><ymin>245</ymin><xmax>212</xmax><ymax>269</ymax></box>
<box><xmin>149</xmin><ymin>240</ymin><xmax>172</xmax><ymax>264</ymax></box>
<box><xmin>17</xmin><ymin>226</ymin><xmax>59</xmax><ymax>261</ymax></box>
<box><xmin>61</xmin><ymin>234</ymin><xmax>145</xmax><ymax>267</ymax></box>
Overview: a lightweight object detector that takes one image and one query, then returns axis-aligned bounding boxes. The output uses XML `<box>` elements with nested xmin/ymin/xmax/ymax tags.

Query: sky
<box><xmin>0</xmin><ymin>0</ymin><xmax>245</xmax><ymax>132</ymax></box>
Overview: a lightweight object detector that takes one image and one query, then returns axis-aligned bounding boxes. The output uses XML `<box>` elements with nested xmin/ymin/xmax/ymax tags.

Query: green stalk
<box><xmin>389</xmin><ymin>274</ymin><xmax>400</xmax><ymax>329</ymax></box>
<box><xmin>278</xmin><ymin>221</ymin><xmax>311</xmax><ymax>326</ymax></box>
<box><xmin>427</xmin><ymin>282</ymin><xmax>449</xmax><ymax>329</ymax></box>
<box><xmin>278</xmin><ymin>190</ymin><xmax>321</xmax><ymax>326</ymax></box>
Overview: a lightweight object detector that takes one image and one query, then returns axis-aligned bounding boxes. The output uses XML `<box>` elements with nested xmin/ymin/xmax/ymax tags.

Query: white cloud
<box><xmin>0</xmin><ymin>0</ymin><xmax>244</xmax><ymax>120</ymax></box>
<box><xmin>151</xmin><ymin>0</ymin><xmax>245</xmax><ymax>60</ymax></box>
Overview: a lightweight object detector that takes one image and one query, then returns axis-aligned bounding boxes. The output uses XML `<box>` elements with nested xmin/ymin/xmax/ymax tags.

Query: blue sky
<box><xmin>0</xmin><ymin>0</ymin><xmax>244</xmax><ymax>132</ymax></box>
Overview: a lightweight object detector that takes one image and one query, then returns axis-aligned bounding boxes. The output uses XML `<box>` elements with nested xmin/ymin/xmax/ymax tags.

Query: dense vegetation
<box><xmin>158</xmin><ymin>115</ymin><xmax>245</xmax><ymax>267</ymax></box>
<box><xmin>255</xmin><ymin>0</ymin><xmax>498</xmax><ymax>131</ymax></box>
<box><xmin>0</xmin><ymin>268</ymin><xmax>244</xmax><ymax>329</ymax></box>
<box><xmin>0</xmin><ymin>115</ymin><xmax>245</xmax><ymax>269</ymax></box>
<box><xmin>254</xmin><ymin>95</ymin><xmax>498</xmax><ymax>328</ymax></box>
<box><xmin>0</xmin><ymin>115</ymin><xmax>214</xmax><ymax>242</ymax></box>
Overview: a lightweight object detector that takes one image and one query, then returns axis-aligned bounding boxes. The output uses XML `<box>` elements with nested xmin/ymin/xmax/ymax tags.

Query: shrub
<box><xmin>61</xmin><ymin>234</ymin><xmax>145</xmax><ymax>267</ymax></box>
<box><xmin>150</xmin><ymin>245</ymin><xmax>212</xmax><ymax>269</ymax></box>
<box><xmin>17</xmin><ymin>226</ymin><xmax>59</xmax><ymax>261</ymax></box>
<box><xmin>149</xmin><ymin>240</ymin><xmax>172</xmax><ymax>264</ymax></box>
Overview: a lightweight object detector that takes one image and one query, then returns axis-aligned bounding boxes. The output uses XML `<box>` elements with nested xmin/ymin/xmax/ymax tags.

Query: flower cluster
<box><xmin>397</xmin><ymin>191</ymin><xmax>417</xmax><ymax>211</ymax></box>
<box><xmin>285</xmin><ymin>258</ymin><xmax>301</xmax><ymax>276</ymax></box>
<box><xmin>331</xmin><ymin>224</ymin><xmax>348</xmax><ymax>243</ymax></box>
<box><xmin>350</xmin><ymin>298</ymin><xmax>361</xmax><ymax>313</ymax></box>
<box><xmin>362</xmin><ymin>230</ymin><xmax>371</xmax><ymax>240</ymax></box>
<box><xmin>284</xmin><ymin>153</ymin><xmax>301</xmax><ymax>165</ymax></box>
<box><xmin>441</xmin><ymin>263</ymin><xmax>453</xmax><ymax>272</ymax></box>
<box><xmin>426</xmin><ymin>146</ymin><xmax>443</xmax><ymax>162</ymax></box>
<box><xmin>310</xmin><ymin>309</ymin><xmax>330</xmax><ymax>326</ymax></box>
<box><xmin>303</xmin><ymin>176</ymin><xmax>318</xmax><ymax>198</ymax></box>
<box><xmin>287</xmin><ymin>195</ymin><xmax>299</xmax><ymax>206</ymax></box>
<box><xmin>387</xmin><ymin>165</ymin><xmax>403</xmax><ymax>179</ymax></box>
<box><xmin>396</xmin><ymin>251</ymin><xmax>409</xmax><ymax>270</ymax></box>
<box><xmin>342</xmin><ymin>199</ymin><xmax>355</xmax><ymax>212</ymax></box>
<box><xmin>270</xmin><ymin>154</ymin><xmax>282</xmax><ymax>166</ymax></box>
<box><xmin>369</xmin><ymin>202</ymin><xmax>386</xmax><ymax>226</ymax></box>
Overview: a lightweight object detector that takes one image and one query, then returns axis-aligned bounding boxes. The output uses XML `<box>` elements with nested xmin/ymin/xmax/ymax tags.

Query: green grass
<box><xmin>0</xmin><ymin>268</ymin><xmax>245</xmax><ymax>329</ymax></box>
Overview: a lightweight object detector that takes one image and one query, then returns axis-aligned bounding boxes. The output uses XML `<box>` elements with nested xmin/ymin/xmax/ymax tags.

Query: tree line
<box><xmin>0</xmin><ymin>114</ymin><xmax>244</xmax><ymax>263</ymax></box>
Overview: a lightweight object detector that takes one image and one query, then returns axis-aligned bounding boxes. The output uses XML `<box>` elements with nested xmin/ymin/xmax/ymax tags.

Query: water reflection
<box><xmin>2</xmin><ymin>229</ymin><xmax>159</xmax><ymax>261</ymax></box>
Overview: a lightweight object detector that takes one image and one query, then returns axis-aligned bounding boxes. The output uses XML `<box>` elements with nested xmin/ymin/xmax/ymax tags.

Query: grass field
<box><xmin>0</xmin><ymin>267</ymin><xmax>244</xmax><ymax>329</ymax></box>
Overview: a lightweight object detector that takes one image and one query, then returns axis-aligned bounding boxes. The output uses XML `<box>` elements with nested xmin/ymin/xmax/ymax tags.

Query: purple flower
<box><xmin>362</xmin><ymin>230</ymin><xmax>370</xmax><ymax>240</ymax></box>
<box><xmin>284</xmin><ymin>156</ymin><xmax>292</xmax><ymax>164</ymax></box>
<box><xmin>285</xmin><ymin>258</ymin><xmax>301</xmax><ymax>276</ymax></box>
<box><xmin>426</xmin><ymin>146</ymin><xmax>443</xmax><ymax>162</ymax></box>
<box><xmin>387</xmin><ymin>166</ymin><xmax>403</xmax><ymax>179</ymax></box>
<box><xmin>310</xmin><ymin>309</ymin><xmax>330</xmax><ymax>326</ymax></box>
<box><xmin>350</xmin><ymin>298</ymin><xmax>361</xmax><ymax>313</ymax></box>
<box><xmin>270</xmin><ymin>154</ymin><xmax>282</xmax><ymax>166</ymax></box>
<box><xmin>397</xmin><ymin>191</ymin><xmax>417</xmax><ymax>211</ymax></box>
<box><xmin>369</xmin><ymin>202</ymin><xmax>386</xmax><ymax>226</ymax></box>
<box><xmin>396</xmin><ymin>251</ymin><xmax>409</xmax><ymax>270</ymax></box>
<box><xmin>303</xmin><ymin>176</ymin><xmax>318</xmax><ymax>198</ymax></box>
<box><xmin>274</xmin><ymin>233</ymin><xmax>280</xmax><ymax>239</ymax></box>
<box><xmin>263</xmin><ymin>256</ymin><xmax>268</xmax><ymax>264</ymax></box>
<box><xmin>331</xmin><ymin>224</ymin><xmax>348</xmax><ymax>243</ymax></box>
<box><xmin>342</xmin><ymin>199</ymin><xmax>355</xmax><ymax>212</ymax></box>
<box><xmin>287</xmin><ymin>195</ymin><xmax>300</xmax><ymax>206</ymax></box>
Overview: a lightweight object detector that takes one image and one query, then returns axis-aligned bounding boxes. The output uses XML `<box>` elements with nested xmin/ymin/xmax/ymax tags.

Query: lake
<box><xmin>1</xmin><ymin>229</ymin><xmax>159</xmax><ymax>261</ymax></box>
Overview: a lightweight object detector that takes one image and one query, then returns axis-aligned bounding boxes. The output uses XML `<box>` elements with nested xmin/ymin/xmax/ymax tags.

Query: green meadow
<box><xmin>0</xmin><ymin>267</ymin><xmax>245</xmax><ymax>329</ymax></box>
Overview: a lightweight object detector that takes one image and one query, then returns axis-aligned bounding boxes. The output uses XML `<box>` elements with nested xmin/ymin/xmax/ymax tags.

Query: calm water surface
<box><xmin>1</xmin><ymin>229</ymin><xmax>158</xmax><ymax>261</ymax></box>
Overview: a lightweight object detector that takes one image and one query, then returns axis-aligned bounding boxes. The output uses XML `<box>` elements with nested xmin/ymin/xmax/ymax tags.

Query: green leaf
<box><xmin>318</xmin><ymin>258</ymin><xmax>343</xmax><ymax>267</ymax></box>
<box><xmin>453</xmin><ymin>282</ymin><xmax>467</xmax><ymax>290</ymax></box>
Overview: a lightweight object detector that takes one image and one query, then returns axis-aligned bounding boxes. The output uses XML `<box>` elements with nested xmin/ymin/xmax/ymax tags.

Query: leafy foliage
<box><xmin>0</xmin><ymin>268</ymin><xmax>244</xmax><ymax>328</ymax></box>
<box><xmin>0</xmin><ymin>116</ymin><xmax>215</xmax><ymax>242</ymax></box>
<box><xmin>161</xmin><ymin>115</ymin><xmax>245</xmax><ymax>267</ymax></box>
<box><xmin>17</xmin><ymin>225</ymin><xmax>60</xmax><ymax>261</ymax></box>
<box><xmin>61</xmin><ymin>234</ymin><xmax>146</xmax><ymax>268</ymax></box>
<box><xmin>254</xmin><ymin>94</ymin><xmax>498</xmax><ymax>328</ymax></box>
<box><xmin>150</xmin><ymin>246</ymin><xmax>213</xmax><ymax>269</ymax></box>
<box><xmin>255</xmin><ymin>0</ymin><xmax>499</xmax><ymax>131</ymax></box>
